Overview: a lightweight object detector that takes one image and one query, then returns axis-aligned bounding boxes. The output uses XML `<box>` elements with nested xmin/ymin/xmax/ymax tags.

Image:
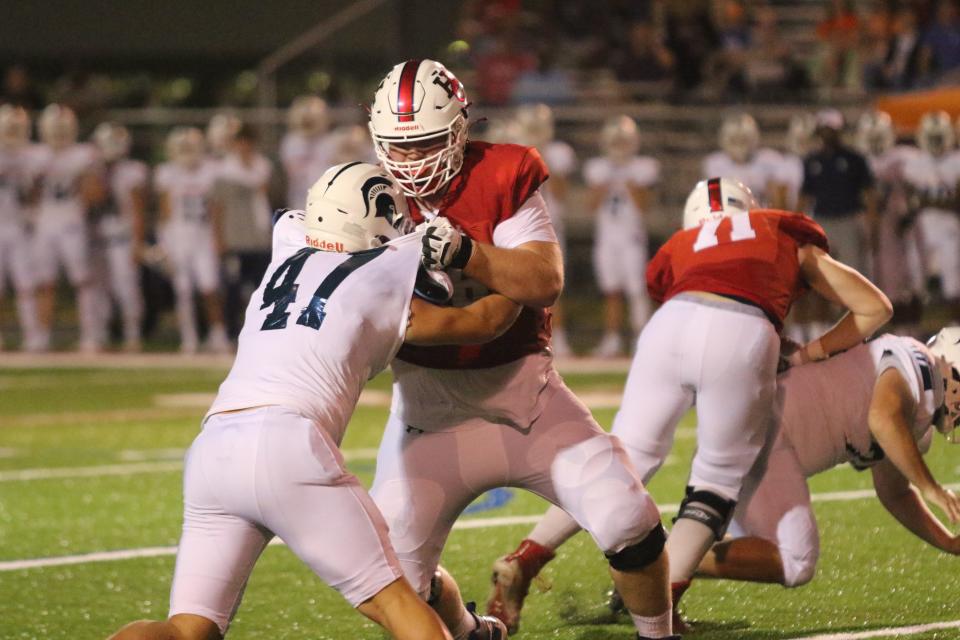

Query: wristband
<box><xmin>450</xmin><ymin>234</ymin><xmax>473</xmax><ymax>270</ymax></box>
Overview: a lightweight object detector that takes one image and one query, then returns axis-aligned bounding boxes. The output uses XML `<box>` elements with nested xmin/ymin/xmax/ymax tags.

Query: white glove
<box><xmin>419</xmin><ymin>216</ymin><xmax>473</xmax><ymax>271</ymax></box>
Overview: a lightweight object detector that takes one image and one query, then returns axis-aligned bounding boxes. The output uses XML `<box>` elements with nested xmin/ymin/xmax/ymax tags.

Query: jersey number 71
<box><xmin>692</xmin><ymin>212</ymin><xmax>757</xmax><ymax>252</ymax></box>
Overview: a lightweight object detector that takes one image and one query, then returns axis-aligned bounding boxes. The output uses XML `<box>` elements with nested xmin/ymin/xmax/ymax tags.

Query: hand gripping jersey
<box><xmin>646</xmin><ymin>209</ymin><xmax>828</xmax><ymax>330</ymax></box>
<box><xmin>779</xmin><ymin>335</ymin><xmax>943</xmax><ymax>476</ymax></box>
<box><xmin>97</xmin><ymin>159</ymin><xmax>148</xmax><ymax>241</ymax></box>
<box><xmin>207</xmin><ymin>226</ymin><xmax>421</xmax><ymax>445</ymax></box>
<box><xmin>702</xmin><ymin>148</ymin><xmax>783</xmax><ymax>205</ymax></box>
<box><xmin>397</xmin><ymin>141</ymin><xmax>550</xmax><ymax>369</ymax></box>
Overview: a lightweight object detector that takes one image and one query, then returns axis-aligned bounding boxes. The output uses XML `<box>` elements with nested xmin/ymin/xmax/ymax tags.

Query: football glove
<box><xmin>419</xmin><ymin>216</ymin><xmax>473</xmax><ymax>271</ymax></box>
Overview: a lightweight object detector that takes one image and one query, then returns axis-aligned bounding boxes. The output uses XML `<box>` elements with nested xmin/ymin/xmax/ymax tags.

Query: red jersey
<box><xmin>398</xmin><ymin>141</ymin><xmax>551</xmax><ymax>369</ymax></box>
<box><xmin>646</xmin><ymin>209</ymin><xmax>829</xmax><ymax>330</ymax></box>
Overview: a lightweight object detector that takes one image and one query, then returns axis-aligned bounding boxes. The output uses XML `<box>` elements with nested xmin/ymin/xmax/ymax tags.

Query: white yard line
<box><xmin>787</xmin><ymin>619</ymin><xmax>960</xmax><ymax>639</ymax></box>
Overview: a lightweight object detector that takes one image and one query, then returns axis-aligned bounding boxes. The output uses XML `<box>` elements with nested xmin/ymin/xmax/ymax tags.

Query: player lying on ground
<box><xmin>368</xmin><ymin>59</ymin><xmax>677</xmax><ymax>640</ymax></box>
<box><xmin>107</xmin><ymin>162</ymin><xmax>520</xmax><ymax>640</ymax></box>
<box><xmin>694</xmin><ymin>329</ymin><xmax>960</xmax><ymax>589</ymax></box>
<box><xmin>487</xmin><ymin>177</ymin><xmax>893</xmax><ymax>634</ymax></box>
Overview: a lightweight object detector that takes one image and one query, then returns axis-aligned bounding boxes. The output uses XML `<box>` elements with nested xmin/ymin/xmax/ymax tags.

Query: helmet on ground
<box><xmin>369</xmin><ymin>59</ymin><xmax>469</xmax><ymax>198</ymax></box>
<box><xmin>165</xmin><ymin>127</ymin><xmax>205</xmax><ymax>169</ymax></box>
<box><xmin>719</xmin><ymin>112</ymin><xmax>759</xmax><ymax>163</ymax></box>
<box><xmin>92</xmin><ymin>122</ymin><xmax>131</xmax><ymax>162</ymax></box>
<box><xmin>928</xmin><ymin>327</ymin><xmax>960</xmax><ymax>442</ymax></box>
<box><xmin>206</xmin><ymin>113</ymin><xmax>242</xmax><ymax>156</ymax></box>
<box><xmin>288</xmin><ymin>96</ymin><xmax>329</xmax><ymax>137</ymax></box>
<box><xmin>683</xmin><ymin>177</ymin><xmax>758</xmax><ymax>229</ymax></box>
<box><xmin>514</xmin><ymin>103</ymin><xmax>554</xmax><ymax>148</ymax></box>
<box><xmin>39</xmin><ymin>104</ymin><xmax>78</xmax><ymax>149</ymax></box>
<box><xmin>305</xmin><ymin>162</ymin><xmax>411</xmax><ymax>253</ymax></box>
<box><xmin>0</xmin><ymin>105</ymin><xmax>30</xmax><ymax>150</ymax></box>
<box><xmin>917</xmin><ymin>110</ymin><xmax>955</xmax><ymax>157</ymax></box>
<box><xmin>600</xmin><ymin>115</ymin><xmax>640</xmax><ymax>162</ymax></box>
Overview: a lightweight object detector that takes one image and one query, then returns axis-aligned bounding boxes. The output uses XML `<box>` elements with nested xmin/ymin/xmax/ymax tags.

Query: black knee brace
<box><xmin>606</xmin><ymin>522</ymin><xmax>667</xmax><ymax>571</ymax></box>
<box><xmin>673</xmin><ymin>485</ymin><xmax>736</xmax><ymax>541</ymax></box>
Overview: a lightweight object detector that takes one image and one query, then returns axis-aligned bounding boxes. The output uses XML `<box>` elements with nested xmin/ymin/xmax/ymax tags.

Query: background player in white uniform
<box><xmin>109</xmin><ymin>162</ymin><xmax>521</xmax><ymax>640</ymax></box>
<box><xmin>279</xmin><ymin>95</ymin><xmax>336</xmax><ymax>209</ymax></box>
<box><xmin>90</xmin><ymin>122</ymin><xmax>147</xmax><ymax>351</ymax></box>
<box><xmin>775</xmin><ymin>112</ymin><xmax>817</xmax><ymax>211</ymax></box>
<box><xmin>903</xmin><ymin>111</ymin><xmax>960</xmax><ymax>309</ymax></box>
<box><xmin>585</xmin><ymin>115</ymin><xmax>658</xmax><ymax>357</ymax></box>
<box><xmin>696</xmin><ymin>331</ymin><xmax>960</xmax><ymax>593</ymax></box>
<box><xmin>515</xmin><ymin>103</ymin><xmax>577</xmax><ymax>356</ymax></box>
<box><xmin>31</xmin><ymin>103</ymin><xmax>104</xmax><ymax>352</ymax></box>
<box><xmin>855</xmin><ymin>111</ymin><xmax>925</xmax><ymax>313</ymax></box>
<box><xmin>205</xmin><ymin>112</ymin><xmax>241</xmax><ymax>165</ymax></box>
<box><xmin>703</xmin><ymin>112</ymin><xmax>785</xmax><ymax>206</ymax></box>
<box><xmin>154</xmin><ymin>127</ymin><xmax>229</xmax><ymax>354</ymax></box>
<box><xmin>0</xmin><ymin>105</ymin><xmax>42</xmax><ymax>351</ymax></box>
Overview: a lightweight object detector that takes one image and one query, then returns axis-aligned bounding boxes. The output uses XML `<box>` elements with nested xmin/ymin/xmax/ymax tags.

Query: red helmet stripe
<box><xmin>396</xmin><ymin>59</ymin><xmax>422</xmax><ymax>123</ymax></box>
<box><xmin>707</xmin><ymin>178</ymin><xmax>723</xmax><ymax>212</ymax></box>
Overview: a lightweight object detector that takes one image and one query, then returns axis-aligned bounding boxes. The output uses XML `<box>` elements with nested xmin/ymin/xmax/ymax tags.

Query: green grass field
<box><xmin>1</xmin><ymin>363</ymin><xmax>959</xmax><ymax>640</ymax></box>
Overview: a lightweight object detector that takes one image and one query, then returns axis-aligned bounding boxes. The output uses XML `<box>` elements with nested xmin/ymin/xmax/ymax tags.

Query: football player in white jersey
<box><xmin>694</xmin><ymin>329</ymin><xmax>960</xmax><ymax>599</ymax></box>
<box><xmin>0</xmin><ymin>105</ymin><xmax>43</xmax><ymax>351</ymax></box>
<box><xmin>205</xmin><ymin>112</ymin><xmax>241</xmax><ymax>163</ymax></box>
<box><xmin>154</xmin><ymin>127</ymin><xmax>229</xmax><ymax>353</ymax></box>
<box><xmin>855</xmin><ymin>111</ymin><xmax>925</xmax><ymax>311</ymax></box>
<box><xmin>703</xmin><ymin>112</ymin><xmax>785</xmax><ymax>206</ymax></box>
<box><xmin>586</xmin><ymin>115</ymin><xmax>657</xmax><ymax>357</ymax></box>
<box><xmin>108</xmin><ymin>162</ymin><xmax>521</xmax><ymax>640</ymax></box>
<box><xmin>515</xmin><ymin>103</ymin><xmax>577</xmax><ymax>356</ymax></box>
<box><xmin>90</xmin><ymin>122</ymin><xmax>147</xmax><ymax>351</ymax></box>
<box><xmin>776</xmin><ymin>112</ymin><xmax>817</xmax><ymax>211</ymax></box>
<box><xmin>32</xmin><ymin>103</ymin><xmax>105</xmax><ymax>352</ymax></box>
<box><xmin>280</xmin><ymin>95</ymin><xmax>337</xmax><ymax>209</ymax></box>
<box><xmin>903</xmin><ymin>111</ymin><xmax>960</xmax><ymax>309</ymax></box>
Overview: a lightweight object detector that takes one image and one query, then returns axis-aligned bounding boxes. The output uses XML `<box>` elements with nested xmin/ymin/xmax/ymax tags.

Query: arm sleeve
<box><xmin>492</xmin><ymin>190</ymin><xmax>558</xmax><ymax>248</ymax></box>
<box><xmin>779</xmin><ymin>211</ymin><xmax>830</xmax><ymax>252</ymax></box>
<box><xmin>645</xmin><ymin>244</ymin><xmax>673</xmax><ymax>302</ymax></box>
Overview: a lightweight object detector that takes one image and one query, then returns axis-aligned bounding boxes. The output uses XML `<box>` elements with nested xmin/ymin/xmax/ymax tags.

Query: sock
<box><xmin>631</xmin><ymin>607</ymin><xmax>672</xmax><ymax>638</ymax></box>
<box><xmin>505</xmin><ymin>538</ymin><xmax>556</xmax><ymax>581</ymax></box>
<box><xmin>671</xmin><ymin>579</ymin><xmax>691</xmax><ymax>608</ymax></box>
<box><xmin>528</xmin><ymin>506</ymin><xmax>581</xmax><ymax>553</ymax></box>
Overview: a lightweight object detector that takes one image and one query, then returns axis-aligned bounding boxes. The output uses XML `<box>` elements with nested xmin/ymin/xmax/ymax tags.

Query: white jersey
<box><xmin>902</xmin><ymin>150</ymin><xmax>960</xmax><ymax>217</ymax></box>
<box><xmin>0</xmin><ymin>146</ymin><xmax>38</xmax><ymax>233</ymax></box>
<box><xmin>584</xmin><ymin>155</ymin><xmax>659</xmax><ymax>244</ymax></box>
<box><xmin>775</xmin><ymin>152</ymin><xmax>804</xmax><ymax>210</ymax></box>
<box><xmin>99</xmin><ymin>159</ymin><xmax>148</xmax><ymax>240</ymax></box>
<box><xmin>703</xmin><ymin>148</ymin><xmax>783</xmax><ymax>205</ymax></box>
<box><xmin>154</xmin><ymin>160</ymin><xmax>221</xmax><ymax>229</ymax></box>
<box><xmin>780</xmin><ymin>335</ymin><xmax>942</xmax><ymax>476</ymax></box>
<box><xmin>539</xmin><ymin>141</ymin><xmax>576</xmax><ymax>234</ymax></box>
<box><xmin>279</xmin><ymin>131</ymin><xmax>337</xmax><ymax>209</ymax></box>
<box><xmin>34</xmin><ymin>143</ymin><xmax>100</xmax><ymax>227</ymax></box>
<box><xmin>208</xmin><ymin>226</ymin><xmax>421</xmax><ymax>444</ymax></box>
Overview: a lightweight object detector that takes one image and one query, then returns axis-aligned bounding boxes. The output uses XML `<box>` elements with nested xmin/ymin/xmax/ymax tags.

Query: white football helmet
<box><xmin>928</xmin><ymin>327</ymin><xmax>960</xmax><ymax>442</ymax></box>
<box><xmin>206</xmin><ymin>113</ymin><xmax>241</xmax><ymax>156</ymax></box>
<box><xmin>305</xmin><ymin>162</ymin><xmax>411</xmax><ymax>253</ymax></box>
<box><xmin>917</xmin><ymin>110</ymin><xmax>955</xmax><ymax>157</ymax></box>
<box><xmin>600</xmin><ymin>115</ymin><xmax>640</xmax><ymax>162</ymax></box>
<box><xmin>785</xmin><ymin>113</ymin><xmax>817</xmax><ymax>157</ymax></box>
<box><xmin>856</xmin><ymin>111</ymin><xmax>895</xmax><ymax>157</ymax></box>
<box><xmin>92</xmin><ymin>122</ymin><xmax>131</xmax><ymax>162</ymax></box>
<box><xmin>39</xmin><ymin>104</ymin><xmax>78</xmax><ymax>149</ymax></box>
<box><xmin>0</xmin><ymin>105</ymin><xmax>31</xmax><ymax>150</ymax></box>
<box><xmin>514</xmin><ymin>103</ymin><xmax>554</xmax><ymax>148</ymax></box>
<box><xmin>719</xmin><ymin>113</ymin><xmax>759</xmax><ymax>163</ymax></box>
<box><xmin>165</xmin><ymin>127</ymin><xmax>205</xmax><ymax>169</ymax></box>
<box><xmin>683</xmin><ymin>177</ymin><xmax>758</xmax><ymax>229</ymax></box>
<box><xmin>369</xmin><ymin>59</ymin><xmax>469</xmax><ymax>198</ymax></box>
<box><xmin>288</xmin><ymin>96</ymin><xmax>329</xmax><ymax>137</ymax></box>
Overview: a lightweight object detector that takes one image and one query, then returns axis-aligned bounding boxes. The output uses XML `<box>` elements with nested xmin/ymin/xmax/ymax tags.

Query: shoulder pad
<box><xmin>414</xmin><ymin>267</ymin><xmax>453</xmax><ymax>304</ymax></box>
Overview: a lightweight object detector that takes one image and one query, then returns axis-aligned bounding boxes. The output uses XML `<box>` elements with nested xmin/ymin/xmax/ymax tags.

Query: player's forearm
<box><xmin>869</xmin><ymin>415</ymin><xmax>939</xmax><ymax>496</ymax></box>
<box><xmin>879</xmin><ymin>486</ymin><xmax>956</xmax><ymax>552</ymax></box>
<box><xmin>817</xmin><ymin>308</ymin><xmax>891</xmax><ymax>358</ymax></box>
<box><xmin>464</xmin><ymin>243</ymin><xmax>563</xmax><ymax>308</ymax></box>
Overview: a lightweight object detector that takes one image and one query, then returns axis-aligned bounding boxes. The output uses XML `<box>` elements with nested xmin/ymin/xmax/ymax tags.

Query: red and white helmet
<box><xmin>719</xmin><ymin>112</ymin><xmax>759</xmax><ymax>163</ymax></box>
<box><xmin>683</xmin><ymin>177</ymin><xmax>758</xmax><ymax>229</ymax></box>
<box><xmin>92</xmin><ymin>122</ymin><xmax>131</xmax><ymax>162</ymax></box>
<box><xmin>369</xmin><ymin>59</ymin><xmax>469</xmax><ymax>198</ymax></box>
<box><xmin>39</xmin><ymin>104</ymin><xmax>78</xmax><ymax>149</ymax></box>
<box><xmin>928</xmin><ymin>327</ymin><xmax>960</xmax><ymax>442</ymax></box>
<box><xmin>0</xmin><ymin>104</ymin><xmax>31</xmax><ymax>150</ymax></box>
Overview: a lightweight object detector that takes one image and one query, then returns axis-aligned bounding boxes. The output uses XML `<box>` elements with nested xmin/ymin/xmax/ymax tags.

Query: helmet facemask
<box><xmin>372</xmin><ymin>115</ymin><xmax>467</xmax><ymax>198</ymax></box>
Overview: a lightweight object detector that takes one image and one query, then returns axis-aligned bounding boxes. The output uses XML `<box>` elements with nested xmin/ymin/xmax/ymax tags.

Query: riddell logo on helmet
<box><xmin>305</xmin><ymin>235</ymin><xmax>344</xmax><ymax>252</ymax></box>
<box><xmin>394</xmin><ymin>124</ymin><xmax>422</xmax><ymax>131</ymax></box>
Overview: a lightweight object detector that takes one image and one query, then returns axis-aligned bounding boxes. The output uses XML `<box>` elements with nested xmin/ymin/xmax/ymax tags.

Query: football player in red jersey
<box><xmin>368</xmin><ymin>59</ymin><xmax>677</xmax><ymax>640</ymax></box>
<box><xmin>486</xmin><ymin>177</ymin><xmax>893</xmax><ymax>633</ymax></box>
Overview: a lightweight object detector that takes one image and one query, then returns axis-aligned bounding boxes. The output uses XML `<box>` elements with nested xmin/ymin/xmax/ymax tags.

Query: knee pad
<box><xmin>673</xmin><ymin>485</ymin><xmax>736</xmax><ymax>541</ymax></box>
<box><xmin>606</xmin><ymin>522</ymin><xmax>666</xmax><ymax>571</ymax></box>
